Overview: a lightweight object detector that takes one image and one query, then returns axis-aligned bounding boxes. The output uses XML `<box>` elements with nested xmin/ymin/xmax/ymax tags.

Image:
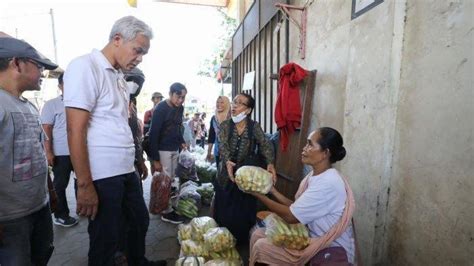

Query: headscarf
<box><xmin>215</xmin><ymin>95</ymin><xmax>231</xmax><ymax>124</ymax></box>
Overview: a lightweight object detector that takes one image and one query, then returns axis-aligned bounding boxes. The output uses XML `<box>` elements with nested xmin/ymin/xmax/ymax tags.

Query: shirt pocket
<box><xmin>11</xmin><ymin>112</ymin><xmax>47</xmax><ymax>182</ymax></box>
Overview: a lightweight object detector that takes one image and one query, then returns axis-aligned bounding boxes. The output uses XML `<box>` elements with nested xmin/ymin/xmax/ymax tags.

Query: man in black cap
<box><xmin>0</xmin><ymin>36</ymin><xmax>58</xmax><ymax>265</ymax></box>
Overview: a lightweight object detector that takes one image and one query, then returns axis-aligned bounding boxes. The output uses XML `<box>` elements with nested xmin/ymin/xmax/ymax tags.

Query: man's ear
<box><xmin>112</xmin><ymin>34</ymin><xmax>123</xmax><ymax>46</ymax></box>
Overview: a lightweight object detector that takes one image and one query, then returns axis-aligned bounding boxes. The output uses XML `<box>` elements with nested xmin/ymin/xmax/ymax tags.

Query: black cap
<box><xmin>0</xmin><ymin>37</ymin><xmax>58</xmax><ymax>70</ymax></box>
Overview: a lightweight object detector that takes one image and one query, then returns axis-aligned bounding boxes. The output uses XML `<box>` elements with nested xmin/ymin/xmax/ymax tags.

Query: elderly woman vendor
<box><xmin>250</xmin><ymin>127</ymin><xmax>355</xmax><ymax>266</ymax></box>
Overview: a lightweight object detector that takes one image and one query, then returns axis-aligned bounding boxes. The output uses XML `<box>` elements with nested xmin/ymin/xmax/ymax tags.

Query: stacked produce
<box><xmin>181</xmin><ymin>239</ymin><xmax>209</xmax><ymax>257</ymax></box>
<box><xmin>234</xmin><ymin>166</ymin><xmax>273</xmax><ymax>194</ymax></box>
<box><xmin>196</xmin><ymin>161</ymin><xmax>217</xmax><ymax>184</ymax></box>
<box><xmin>204</xmin><ymin>259</ymin><xmax>241</xmax><ymax>266</ymax></box>
<box><xmin>176</xmin><ymin>198</ymin><xmax>199</xmax><ymax>219</ymax></box>
<box><xmin>178</xmin><ymin>224</ymin><xmax>193</xmax><ymax>244</ymax></box>
<box><xmin>190</xmin><ymin>216</ymin><xmax>218</xmax><ymax>242</ymax></box>
<box><xmin>203</xmin><ymin>227</ymin><xmax>235</xmax><ymax>253</ymax></box>
<box><xmin>175</xmin><ymin>256</ymin><xmax>205</xmax><ymax>266</ymax></box>
<box><xmin>196</xmin><ymin>183</ymin><xmax>214</xmax><ymax>206</ymax></box>
<box><xmin>264</xmin><ymin>213</ymin><xmax>310</xmax><ymax>250</ymax></box>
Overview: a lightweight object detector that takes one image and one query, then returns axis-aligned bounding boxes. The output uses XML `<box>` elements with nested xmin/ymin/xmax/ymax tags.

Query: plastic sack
<box><xmin>179</xmin><ymin>184</ymin><xmax>202</xmax><ymax>204</ymax></box>
<box><xmin>176</xmin><ymin>163</ymin><xmax>198</xmax><ymax>182</ymax></box>
<box><xmin>234</xmin><ymin>166</ymin><xmax>273</xmax><ymax>194</ymax></box>
<box><xmin>204</xmin><ymin>227</ymin><xmax>236</xmax><ymax>253</ymax></box>
<box><xmin>181</xmin><ymin>239</ymin><xmax>209</xmax><ymax>257</ymax></box>
<box><xmin>204</xmin><ymin>259</ymin><xmax>241</xmax><ymax>266</ymax></box>
<box><xmin>264</xmin><ymin>213</ymin><xmax>310</xmax><ymax>250</ymax></box>
<box><xmin>190</xmin><ymin>216</ymin><xmax>218</xmax><ymax>242</ymax></box>
<box><xmin>149</xmin><ymin>172</ymin><xmax>171</xmax><ymax>215</ymax></box>
<box><xmin>208</xmin><ymin>247</ymin><xmax>240</xmax><ymax>261</ymax></box>
<box><xmin>178</xmin><ymin>223</ymin><xmax>193</xmax><ymax>243</ymax></box>
<box><xmin>175</xmin><ymin>256</ymin><xmax>205</xmax><ymax>266</ymax></box>
<box><xmin>197</xmin><ymin>183</ymin><xmax>214</xmax><ymax>206</ymax></box>
<box><xmin>179</xmin><ymin>150</ymin><xmax>196</xmax><ymax>168</ymax></box>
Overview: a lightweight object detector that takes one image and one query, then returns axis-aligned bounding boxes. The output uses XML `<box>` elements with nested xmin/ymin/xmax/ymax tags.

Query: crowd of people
<box><xmin>0</xmin><ymin>15</ymin><xmax>356</xmax><ymax>266</ymax></box>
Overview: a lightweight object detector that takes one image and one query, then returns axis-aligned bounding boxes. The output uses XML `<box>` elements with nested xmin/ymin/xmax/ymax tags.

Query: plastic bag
<box><xmin>264</xmin><ymin>213</ymin><xmax>310</xmax><ymax>250</ymax></box>
<box><xmin>190</xmin><ymin>216</ymin><xmax>218</xmax><ymax>242</ymax></box>
<box><xmin>208</xmin><ymin>247</ymin><xmax>240</xmax><ymax>261</ymax></box>
<box><xmin>178</xmin><ymin>223</ymin><xmax>193</xmax><ymax>243</ymax></box>
<box><xmin>149</xmin><ymin>172</ymin><xmax>171</xmax><ymax>214</ymax></box>
<box><xmin>181</xmin><ymin>239</ymin><xmax>209</xmax><ymax>257</ymax></box>
<box><xmin>234</xmin><ymin>166</ymin><xmax>273</xmax><ymax>194</ymax></box>
<box><xmin>204</xmin><ymin>259</ymin><xmax>241</xmax><ymax>266</ymax></box>
<box><xmin>179</xmin><ymin>150</ymin><xmax>196</xmax><ymax>169</ymax></box>
<box><xmin>175</xmin><ymin>256</ymin><xmax>205</xmax><ymax>266</ymax></box>
<box><xmin>176</xmin><ymin>163</ymin><xmax>198</xmax><ymax>182</ymax></box>
<box><xmin>179</xmin><ymin>184</ymin><xmax>202</xmax><ymax>204</ymax></box>
<box><xmin>197</xmin><ymin>183</ymin><xmax>214</xmax><ymax>206</ymax></box>
<box><xmin>204</xmin><ymin>227</ymin><xmax>236</xmax><ymax>252</ymax></box>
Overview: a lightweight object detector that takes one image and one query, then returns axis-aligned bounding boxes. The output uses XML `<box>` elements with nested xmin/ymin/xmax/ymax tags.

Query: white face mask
<box><xmin>231</xmin><ymin>111</ymin><xmax>247</xmax><ymax>123</ymax></box>
<box><xmin>127</xmin><ymin>81</ymin><xmax>139</xmax><ymax>95</ymax></box>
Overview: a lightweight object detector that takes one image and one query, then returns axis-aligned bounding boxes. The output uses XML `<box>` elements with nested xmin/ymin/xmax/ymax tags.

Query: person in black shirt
<box><xmin>149</xmin><ymin>82</ymin><xmax>187</xmax><ymax>224</ymax></box>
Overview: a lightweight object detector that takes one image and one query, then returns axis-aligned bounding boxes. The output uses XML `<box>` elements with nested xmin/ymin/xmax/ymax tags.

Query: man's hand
<box><xmin>226</xmin><ymin>160</ymin><xmax>236</xmax><ymax>182</ymax></box>
<box><xmin>181</xmin><ymin>143</ymin><xmax>188</xmax><ymax>151</ymax></box>
<box><xmin>46</xmin><ymin>151</ymin><xmax>55</xmax><ymax>166</ymax></box>
<box><xmin>267</xmin><ymin>164</ymin><xmax>277</xmax><ymax>185</ymax></box>
<box><xmin>206</xmin><ymin>153</ymin><xmax>214</xmax><ymax>162</ymax></box>
<box><xmin>153</xmin><ymin>160</ymin><xmax>163</xmax><ymax>174</ymax></box>
<box><xmin>138</xmin><ymin>160</ymin><xmax>148</xmax><ymax>180</ymax></box>
<box><xmin>76</xmin><ymin>182</ymin><xmax>99</xmax><ymax>220</ymax></box>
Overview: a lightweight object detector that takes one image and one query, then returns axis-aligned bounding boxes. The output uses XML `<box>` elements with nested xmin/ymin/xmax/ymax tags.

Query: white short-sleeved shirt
<box><xmin>63</xmin><ymin>49</ymin><xmax>134</xmax><ymax>180</ymax></box>
<box><xmin>290</xmin><ymin>168</ymin><xmax>355</xmax><ymax>263</ymax></box>
<box><xmin>40</xmin><ymin>96</ymin><xmax>69</xmax><ymax>156</ymax></box>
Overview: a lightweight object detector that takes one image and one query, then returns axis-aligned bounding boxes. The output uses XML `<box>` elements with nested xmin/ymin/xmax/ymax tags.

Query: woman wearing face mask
<box><xmin>249</xmin><ymin>127</ymin><xmax>356</xmax><ymax>266</ymax></box>
<box><xmin>214</xmin><ymin>93</ymin><xmax>276</xmax><ymax>245</ymax></box>
<box><xmin>206</xmin><ymin>96</ymin><xmax>231</xmax><ymax>168</ymax></box>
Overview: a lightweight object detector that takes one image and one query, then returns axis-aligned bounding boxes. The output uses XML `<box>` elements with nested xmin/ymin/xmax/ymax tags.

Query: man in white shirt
<box><xmin>41</xmin><ymin>73</ymin><xmax>78</xmax><ymax>228</ymax></box>
<box><xmin>64</xmin><ymin>16</ymin><xmax>164</xmax><ymax>265</ymax></box>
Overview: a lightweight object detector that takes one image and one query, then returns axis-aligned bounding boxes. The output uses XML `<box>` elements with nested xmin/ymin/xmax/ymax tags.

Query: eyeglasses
<box><xmin>231</xmin><ymin>100</ymin><xmax>248</xmax><ymax>107</ymax></box>
<box><xmin>24</xmin><ymin>58</ymin><xmax>45</xmax><ymax>73</ymax></box>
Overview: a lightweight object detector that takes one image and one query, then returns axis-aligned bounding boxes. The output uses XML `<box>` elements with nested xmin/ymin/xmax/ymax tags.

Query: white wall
<box><xmin>286</xmin><ymin>0</ymin><xmax>473</xmax><ymax>264</ymax></box>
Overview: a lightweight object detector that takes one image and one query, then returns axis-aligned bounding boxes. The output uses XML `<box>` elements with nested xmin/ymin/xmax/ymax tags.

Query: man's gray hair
<box><xmin>109</xmin><ymin>16</ymin><xmax>153</xmax><ymax>42</ymax></box>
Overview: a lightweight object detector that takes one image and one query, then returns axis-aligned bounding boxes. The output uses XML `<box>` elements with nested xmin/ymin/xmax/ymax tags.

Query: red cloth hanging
<box><xmin>275</xmin><ymin>63</ymin><xmax>307</xmax><ymax>152</ymax></box>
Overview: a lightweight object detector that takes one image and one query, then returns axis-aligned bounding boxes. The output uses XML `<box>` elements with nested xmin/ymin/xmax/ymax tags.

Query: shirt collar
<box><xmin>91</xmin><ymin>49</ymin><xmax>123</xmax><ymax>76</ymax></box>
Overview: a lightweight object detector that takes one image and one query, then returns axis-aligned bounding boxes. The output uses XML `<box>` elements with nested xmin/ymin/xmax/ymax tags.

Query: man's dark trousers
<box><xmin>88</xmin><ymin>172</ymin><xmax>149</xmax><ymax>266</ymax></box>
<box><xmin>52</xmin><ymin>155</ymin><xmax>74</xmax><ymax>219</ymax></box>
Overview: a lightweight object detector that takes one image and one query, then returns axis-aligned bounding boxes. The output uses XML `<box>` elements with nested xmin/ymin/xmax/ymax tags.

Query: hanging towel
<box><xmin>275</xmin><ymin>63</ymin><xmax>307</xmax><ymax>152</ymax></box>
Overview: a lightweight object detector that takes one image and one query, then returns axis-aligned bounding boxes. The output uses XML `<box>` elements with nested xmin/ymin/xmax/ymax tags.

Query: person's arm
<box><xmin>253</xmin><ymin>121</ymin><xmax>277</xmax><ymax>183</ymax></box>
<box><xmin>218</xmin><ymin>120</ymin><xmax>236</xmax><ymax>180</ymax></box>
<box><xmin>63</xmin><ymin>57</ymin><xmax>99</xmax><ymax>220</ymax></box>
<box><xmin>253</xmin><ymin>192</ymin><xmax>299</xmax><ymax>224</ymax></box>
<box><xmin>207</xmin><ymin>117</ymin><xmax>216</xmax><ymax>161</ymax></box>
<box><xmin>178</xmin><ymin>107</ymin><xmax>186</xmax><ymax>149</ymax></box>
<box><xmin>66</xmin><ymin>107</ymin><xmax>98</xmax><ymax>220</ymax></box>
<box><xmin>149</xmin><ymin>104</ymin><xmax>166</xmax><ymax>172</ymax></box>
<box><xmin>42</xmin><ymin>124</ymin><xmax>54</xmax><ymax>166</ymax></box>
<box><xmin>40</xmin><ymin>102</ymin><xmax>55</xmax><ymax>166</ymax></box>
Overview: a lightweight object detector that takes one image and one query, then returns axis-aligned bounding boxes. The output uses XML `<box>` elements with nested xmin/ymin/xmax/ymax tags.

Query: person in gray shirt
<box><xmin>0</xmin><ymin>36</ymin><xmax>58</xmax><ymax>265</ymax></box>
<box><xmin>41</xmin><ymin>73</ymin><xmax>78</xmax><ymax>228</ymax></box>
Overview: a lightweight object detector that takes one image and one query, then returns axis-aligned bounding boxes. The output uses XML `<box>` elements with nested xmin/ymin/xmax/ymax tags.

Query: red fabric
<box><xmin>275</xmin><ymin>63</ymin><xmax>307</xmax><ymax>151</ymax></box>
<box><xmin>143</xmin><ymin>109</ymin><xmax>153</xmax><ymax>125</ymax></box>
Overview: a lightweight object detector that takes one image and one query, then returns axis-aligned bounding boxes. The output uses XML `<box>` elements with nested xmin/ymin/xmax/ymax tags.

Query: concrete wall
<box><xmin>286</xmin><ymin>0</ymin><xmax>473</xmax><ymax>265</ymax></box>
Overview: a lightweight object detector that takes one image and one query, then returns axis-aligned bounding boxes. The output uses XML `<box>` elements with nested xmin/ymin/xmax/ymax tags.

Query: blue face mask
<box><xmin>231</xmin><ymin>111</ymin><xmax>247</xmax><ymax>123</ymax></box>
